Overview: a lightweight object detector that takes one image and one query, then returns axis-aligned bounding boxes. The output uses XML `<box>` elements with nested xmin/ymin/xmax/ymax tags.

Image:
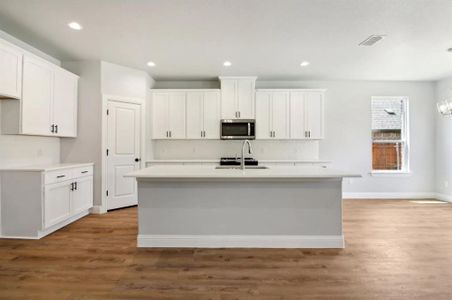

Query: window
<box><xmin>371</xmin><ymin>97</ymin><xmax>409</xmax><ymax>173</ymax></box>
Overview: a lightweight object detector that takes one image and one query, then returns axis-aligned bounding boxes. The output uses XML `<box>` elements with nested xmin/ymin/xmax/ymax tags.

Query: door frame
<box><xmin>101</xmin><ymin>94</ymin><xmax>145</xmax><ymax>213</ymax></box>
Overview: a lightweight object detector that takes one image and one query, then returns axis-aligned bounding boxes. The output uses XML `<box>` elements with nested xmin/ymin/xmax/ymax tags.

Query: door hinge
<box><xmin>106</xmin><ymin>149</ymin><xmax>109</xmax><ymax>156</ymax></box>
<box><xmin>106</xmin><ymin>190</ymin><xmax>109</xmax><ymax>197</ymax></box>
<box><xmin>106</xmin><ymin>109</ymin><xmax>109</xmax><ymax>115</ymax></box>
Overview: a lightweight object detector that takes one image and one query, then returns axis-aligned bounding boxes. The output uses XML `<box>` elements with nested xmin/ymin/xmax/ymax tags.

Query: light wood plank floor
<box><xmin>1</xmin><ymin>200</ymin><xmax>452</xmax><ymax>299</ymax></box>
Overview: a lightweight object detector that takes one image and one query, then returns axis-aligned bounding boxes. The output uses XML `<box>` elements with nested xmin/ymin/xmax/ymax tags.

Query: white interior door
<box><xmin>186</xmin><ymin>92</ymin><xmax>203</xmax><ymax>139</ymax></box>
<box><xmin>107</xmin><ymin>100</ymin><xmax>141</xmax><ymax>210</ymax></box>
<box><xmin>305</xmin><ymin>92</ymin><xmax>324</xmax><ymax>139</ymax></box>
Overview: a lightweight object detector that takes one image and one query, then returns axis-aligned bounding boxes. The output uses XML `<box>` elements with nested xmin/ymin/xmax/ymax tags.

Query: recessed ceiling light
<box><xmin>68</xmin><ymin>22</ymin><xmax>82</xmax><ymax>30</ymax></box>
<box><xmin>300</xmin><ymin>61</ymin><xmax>310</xmax><ymax>67</ymax></box>
<box><xmin>223</xmin><ymin>61</ymin><xmax>232</xmax><ymax>67</ymax></box>
<box><xmin>147</xmin><ymin>61</ymin><xmax>156</xmax><ymax>67</ymax></box>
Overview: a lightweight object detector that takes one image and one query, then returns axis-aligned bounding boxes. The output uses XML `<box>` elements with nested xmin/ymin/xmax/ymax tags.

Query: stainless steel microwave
<box><xmin>220</xmin><ymin>119</ymin><xmax>255</xmax><ymax>140</ymax></box>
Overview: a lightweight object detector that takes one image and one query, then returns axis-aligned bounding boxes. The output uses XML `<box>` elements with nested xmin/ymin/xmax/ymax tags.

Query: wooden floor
<box><xmin>1</xmin><ymin>200</ymin><xmax>452</xmax><ymax>299</ymax></box>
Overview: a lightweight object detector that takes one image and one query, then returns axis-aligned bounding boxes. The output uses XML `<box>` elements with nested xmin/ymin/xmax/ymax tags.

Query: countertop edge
<box><xmin>0</xmin><ymin>162</ymin><xmax>94</xmax><ymax>172</ymax></box>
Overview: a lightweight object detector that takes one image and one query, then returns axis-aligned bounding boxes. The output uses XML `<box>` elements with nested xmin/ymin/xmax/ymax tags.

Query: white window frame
<box><xmin>370</xmin><ymin>96</ymin><xmax>410</xmax><ymax>175</ymax></box>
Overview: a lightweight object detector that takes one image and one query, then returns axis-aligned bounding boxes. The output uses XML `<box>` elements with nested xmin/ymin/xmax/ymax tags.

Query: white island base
<box><xmin>130</xmin><ymin>166</ymin><xmax>360</xmax><ymax>249</ymax></box>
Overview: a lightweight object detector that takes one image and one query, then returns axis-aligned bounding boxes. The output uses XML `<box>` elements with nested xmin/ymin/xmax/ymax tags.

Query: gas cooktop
<box><xmin>220</xmin><ymin>157</ymin><xmax>258</xmax><ymax>166</ymax></box>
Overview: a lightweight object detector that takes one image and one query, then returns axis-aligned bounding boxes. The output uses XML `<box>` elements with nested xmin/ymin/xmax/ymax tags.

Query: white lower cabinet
<box><xmin>44</xmin><ymin>181</ymin><xmax>72</xmax><ymax>228</ymax></box>
<box><xmin>0</xmin><ymin>163</ymin><xmax>93</xmax><ymax>239</ymax></box>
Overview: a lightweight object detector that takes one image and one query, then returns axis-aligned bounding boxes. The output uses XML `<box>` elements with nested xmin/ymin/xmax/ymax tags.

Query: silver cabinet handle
<box><xmin>50</xmin><ymin>124</ymin><xmax>55</xmax><ymax>133</ymax></box>
<box><xmin>203</xmin><ymin>131</ymin><xmax>206</xmax><ymax>137</ymax></box>
<box><xmin>55</xmin><ymin>125</ymin><xmax>58</xmax><ymax>134</ymax></box>
<box><xmin>270</xmin><ymin>131</ymin><xmax>272</xmax><ymax>138</ymax></box>
<box><xmin>166</xmin><ymin>131</ymin><xmax>168</xmax><ymax>138</ymax></box>
<box><xmin>273</xmin><ymin>131</ymin><xmax>276</xmax><ymax>138</ymax></box>
<box><xmin>238</xmin><ymin>111</ymin><xmax>241</xmax><ymax>118</ymax></box>
<box><xmin>170</xmin><ymin>131</ymin><xmax>172</xmax><ymax>138</ymax></box>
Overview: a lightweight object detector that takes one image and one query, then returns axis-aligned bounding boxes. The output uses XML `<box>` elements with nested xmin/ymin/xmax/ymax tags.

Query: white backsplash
<box><xmin>151</xmin><ymin>140</ymin><xmax>319</xmax><ymax>160</ymax></box>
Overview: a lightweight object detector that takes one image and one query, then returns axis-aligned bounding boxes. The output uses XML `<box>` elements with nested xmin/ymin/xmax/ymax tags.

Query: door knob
<box><xmin>135</xmin><ymin>158</ymin><xmax>141</xmax><ymax>162</ymax></box>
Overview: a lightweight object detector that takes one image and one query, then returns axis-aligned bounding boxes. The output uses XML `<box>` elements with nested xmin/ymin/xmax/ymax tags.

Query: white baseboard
<box><xmin>90</xmin><ymin>205</ymin><xmax>107</xmax><ymax>214</ymax></box>
<box><xmin>137</xmin><ymin>234</ymin><xmax>345</xmax><ymax>249</ymax></box>
<box><xmin>343</xmin><ymin>192</ymin><xmax>437</xmax><ymax>199</ymax></box>
<box><xmin>434</xmin><ymin>193</ymin><xmax>452</xmax><ymax>203</ymax></box>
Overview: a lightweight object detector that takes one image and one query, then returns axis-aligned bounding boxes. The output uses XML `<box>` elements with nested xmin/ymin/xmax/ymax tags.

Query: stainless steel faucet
<box><xmin>240</xmin><ymin>140</ymin><xmax>253</xmax><ymax>170</ymax></box>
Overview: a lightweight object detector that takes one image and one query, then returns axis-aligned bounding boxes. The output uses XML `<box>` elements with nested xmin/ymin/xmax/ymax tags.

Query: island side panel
<box><xmin>137</xmin><ymin>179</ymin><xmax>343</xmax><ymax>248</ymax></box>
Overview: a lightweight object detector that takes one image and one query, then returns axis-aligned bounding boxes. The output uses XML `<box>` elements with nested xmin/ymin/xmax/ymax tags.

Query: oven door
<box><xmin>221</xmin><ymin>120</ymin><xmax>255</xmax><ymax>140</ymax></box>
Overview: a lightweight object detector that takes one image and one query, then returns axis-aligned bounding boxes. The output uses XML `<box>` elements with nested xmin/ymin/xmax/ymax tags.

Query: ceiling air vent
<box><xmin>359</xmin><ymin>35</ymin><xmax>386</xmax><ymax>46</ymax></box>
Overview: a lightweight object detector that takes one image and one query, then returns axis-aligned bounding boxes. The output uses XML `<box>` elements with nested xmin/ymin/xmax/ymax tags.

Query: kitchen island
<box><xmin>127</xmin><ymin>165</ymin><xmax>360</xmax><ymax>248</ymax></box>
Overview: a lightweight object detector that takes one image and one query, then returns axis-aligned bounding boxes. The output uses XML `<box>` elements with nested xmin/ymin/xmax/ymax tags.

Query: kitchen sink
<box><xmin>215</xmin><ymin>166</ymin><xmax>269</xmax><ymax>170</ymax></box>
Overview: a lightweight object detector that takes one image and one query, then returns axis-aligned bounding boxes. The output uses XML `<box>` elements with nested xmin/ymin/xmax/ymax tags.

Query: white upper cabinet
<box><xmin>0</xmin><ymin>37</ymin><xmax>79</xmax><ymax>138</ymax></box>
<box><xmin>186</xmin><ymin>92</ymin><xmax>204</xmax><ymax>139</ymax></box>
<box><xmin>152</xmin><ymin>91</ymin><xmax>186</xmax><ymax>139</ymax></box>
<box><xmin>256</xmin><ymin>91</ymin><xmax>289</xmax><ymax>139</ymax></box>
<box><xmin>0</xmin><ymin>41</ymin><xmax>22</xmax><ymax>99</ymax></box>
<box><xmin>186</xmin><ymin>91</ymin><xmax>220</xmax><ymax>139</ymax></box>
<box><xmin>21</xmin><ymin>56</ymin><xmax>54</xmax><ymax>135</ymax></box>
<box><xmin>152</xmin><ymin>92</ymin><xmax>170</xmax><ymax>139</ymax></box>
<box><xmin>202</xmin><ymin>91</ymin><xmax>220</xmax><ymax>139</ymax></box>
<box><xmin>290</xmin><ymin>90</ymin><xmax>325</xmax><ymax>139</ymax></box>
<box><xmin>220</xmin><ymin>77</ymin><xmax>256</xmax><ymax>119</ymax></box>
<box><xmin>53</xmin><ymin>67</ymin><xmax>78</xmax><ymax>137</ymax></box>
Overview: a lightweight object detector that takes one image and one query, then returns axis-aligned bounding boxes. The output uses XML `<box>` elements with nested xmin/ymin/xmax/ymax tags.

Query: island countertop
<box><xmin>127</xmin><ymin>165</ymin><xmax>361</xmax><ymax>180</ymax></box>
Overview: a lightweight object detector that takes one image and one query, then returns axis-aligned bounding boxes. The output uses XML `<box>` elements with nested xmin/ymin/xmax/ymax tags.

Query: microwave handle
<box><xmin>248</xmin><ymin>123</ymin><xmax>251</xmax><ymax>136</ymax></box>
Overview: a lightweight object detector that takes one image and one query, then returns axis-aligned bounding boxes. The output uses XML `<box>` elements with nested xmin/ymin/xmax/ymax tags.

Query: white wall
<box><xmin>435</xmin><ymin>77</ymin><xmax>452</xmax><ymax>200</ymax></box>
<box><xmin>61</xmin><ymin>61</ymin><xmax>154</xmax><ymax>210</ymax></box>
<box><xmin>153</xmin><ymin>80</ymin><xmax>437</xmax><ymax>196</ymax></box>
<box><xmin>0</xmin><ymin>30</ymin><xmax>61</xmax><ymax>169</ymax></box>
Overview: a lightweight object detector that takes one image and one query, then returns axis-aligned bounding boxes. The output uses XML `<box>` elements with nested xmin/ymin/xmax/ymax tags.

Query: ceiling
<box><xmin>0</xmin><ymin>0</ymin><xmax>452</xmax><ymax>81</ymax></box>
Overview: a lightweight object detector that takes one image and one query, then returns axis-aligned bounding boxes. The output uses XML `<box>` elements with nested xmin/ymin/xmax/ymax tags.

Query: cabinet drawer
<box><xmin>72</xmin><ymin>166</ymin><xmax>93</xmax><ymax>178</ymax></box>
<box><xmin>45</xmin><ymin>169</ymin><xmax>73</xmax><ymax>184</ymax></box>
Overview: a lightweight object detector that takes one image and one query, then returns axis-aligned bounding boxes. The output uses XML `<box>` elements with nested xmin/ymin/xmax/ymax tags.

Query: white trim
<box><xmin>90</xmin><ymin>205</ymin><xmax>107</xmax><ymax>214</ymax></box>
<box><xmin>343</xmin><ymin>192</ymin><xmax>436</xmax><ymax>199</ymax></box>
<box><xmin>434</xmin><ymin>193</ymin><xmax>452</xmax><ymax>203</ymax></box>
<box><xmin>137</xmin><ymin>234</ymin><xmax>344</xmax><ymax>248</ymax></box>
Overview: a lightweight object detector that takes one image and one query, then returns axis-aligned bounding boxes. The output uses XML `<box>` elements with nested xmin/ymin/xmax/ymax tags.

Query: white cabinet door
<box><xmin>44</xmin><ymin>181</ymin><xmax>71</xmax><ymax>228</ymax></box>
<box><xmin>256</xmin><ymin>91</ymin><xmax>271</xmax><ymax>139</ymax></box>
<box><xmin>53</xmin><ymin>67</ymin><xmax>78</xmax><ymax>137</ymax></box>
<box><xmin>289</xmin><ymin>92</ymin><xmax>307</xmax><ymax>139</ymax></box>
<box><xmin>220</xmin><ymin>79</ymin><xmax>237</xmax><ymax>119</ymax></box>
<box><xmin>271</xmin><ymin>92</ymin><xmax>289</xmax><ymax>139</ymax></box>
<box><xmin>0</xmin><ymin>42</ymin><xmax>22</xmax><ymax>99</ymax></box>
<box><xmin>305</xmin><ymin>91</ymin><xmax>324</xmax><ymax>139</ymax></box>
<box><xmin>203</xmin><ymin>91</ymin><xmax>220</xmax><ymax>139</ymax></box>
<box><xmin>168</xmin><ymin>92</ymin><xmax>186</xmax><ymax>139</ymax></box>
<box><xmin>72</xmin><ymin>176</ymin><xmax>93</xmax><ymax>214</ymax></box>
<box><xmin>237</xmin><ymin>79</ymin><xmax>255</xmax><ymax>119</ymax></box>
<box><xmin>186</xmin><ymin>92</ymin><xmax>204</xmax><ymax>139</ymax></box>
<box><xmin>22</xmin><ymin>56</ymin><xmax>54</xmax><ymax>135</ymax></box>
<box><xmin>152</xmin><ymin>93</ymin><xmax>169</xmax><ymax>139</ymax></box>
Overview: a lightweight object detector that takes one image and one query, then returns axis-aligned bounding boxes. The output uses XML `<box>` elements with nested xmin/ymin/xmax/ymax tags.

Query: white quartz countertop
<box><xmin>127</xmin><ymin>165</ymin><xmax>361</xmax><ymax>180</ymax></box>
<box><xmin>0</xmin><ymin>163</ymin><xmax>94</xmax><ymax>172</ymax></box>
